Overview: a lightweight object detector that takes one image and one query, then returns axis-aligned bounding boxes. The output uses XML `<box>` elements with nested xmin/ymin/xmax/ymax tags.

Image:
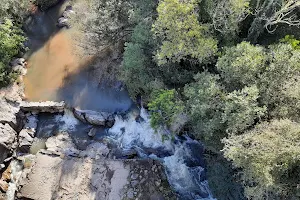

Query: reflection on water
<box><xmin>24</xmin><ymin>3</ymin><xmax>132</xmax><ymax>112</ymax></box>
<box><xmin>24</xmin><ymin>30</ymin><xmax>83</xmax><ymax>101</ymax></box>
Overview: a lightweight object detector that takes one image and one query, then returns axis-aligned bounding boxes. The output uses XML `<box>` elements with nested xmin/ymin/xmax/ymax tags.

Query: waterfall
<box><xmin>108</xmin><ymin>108</ymin><xmax>216</xmax><ymax>199</ymax></box>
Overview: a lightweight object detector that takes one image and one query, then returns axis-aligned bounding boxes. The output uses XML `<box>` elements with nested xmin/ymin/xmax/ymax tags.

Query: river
<box><xmin>22</xmin><ymin>1</ymin><xmax>216</xmax><ymax>199</ymax></box>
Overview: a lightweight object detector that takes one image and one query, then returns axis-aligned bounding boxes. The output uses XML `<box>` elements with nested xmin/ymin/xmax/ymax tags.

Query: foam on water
<box><xmin>54</xmin><ymin>109</ymin><xmax>80</xmax><ymax>132</ymax></box>
<box><xmin>108</xmin><ymin>108</ymin><xmax>173</xmax><ymax>151</ymax></box>
<box><xmin>108</xmin><ymin>108</ymin><xmax>216</xmax><ymax>199</ymax></box>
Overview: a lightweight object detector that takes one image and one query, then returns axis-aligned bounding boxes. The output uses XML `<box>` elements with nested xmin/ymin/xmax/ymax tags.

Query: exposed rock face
<box><xmin>15</xmin><ymin>132</ymin><xmax>175</xmax><ymax>200</ymax></box>
<box><xmin>17</xmin><ymin>154</ymin><xmax>175</xmax><ymax>200</ymax></box>
<box><xmin>45</xmin><ymin>132</ymin><xmax>79</xmax><ymax>156</ymax></box>
<box><xmin>18</xmin><ymin>129</ymin><xmax>35</xmax><ymax>152</ymax></box>
<box><xmin>18</xmin><ymin>114</ymin><xmax>38</xmax><ymax>152</ymax></box>
<box><xmin>0</xmin><ymin>180</ymin><xmax>8</xmax><ymax>193</ymax></box>
<box><xmin>0</xmin><ymin>124</ymin><xmax>17</xmax><ymax>165</ymax></box>
<box><xmin>20</xmin><ymin>101</ymin><xmax>65</xmax><ymax>113</ymax></box>
<box><xmin>73</xmin><ymin>108</ymin><xmax>115</xmax><ymax>127</ymax></box>
<box><xmin>10</xmin><ymin>58</ymin><xmax>27</xmax><ymax>76</ymax></box>
<box><xmin>0</xmin><ymin>84</ymin><xmax>23</xmax><ymax>129</ymax></box>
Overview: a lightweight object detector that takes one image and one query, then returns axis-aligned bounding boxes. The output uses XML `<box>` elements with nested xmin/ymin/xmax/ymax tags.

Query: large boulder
<box><xmin>0</xmin><ymin>124</ymin><xmax>17</xmax><ymax>164</ymax></box>
<box><xmin>18</xmin><ymin>114</ymin><xmax>38</xmax><ymax>152</ymax></box>
<box><xmin>0</xmin><ymin>84</ymin><xmax>23</xmax><ymax>129</ymax></box>
<box><xmin>57</xmin><ymin>17</ymin><xmax>69</xmax><ymax>28</ymax></box>
<box><xmin>73</xmin><ymin>108</ymin><xmax>115</xmax><ymax>127</ymax></box>
<box><xmin>57</xmin><ymin>6</ymin><xmax>75</xmax><ymax>28</ymax></box>
<box><xmin>18</xmin><ymin>129</ymin><xmax>35</xmax><ymax>152</ymax></box>
<box><xmin>20</xmin><ymin>101</ymin><xmax>65</xmax><ymax>113</ymax></box>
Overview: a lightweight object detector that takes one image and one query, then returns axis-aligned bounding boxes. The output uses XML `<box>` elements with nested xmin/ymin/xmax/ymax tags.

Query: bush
<box><xmin>148</xmin><ymin>89</ymin><xmax>184</xmax><ymax>132</ymax></box>
<box><xmin>223</xmin><ymin>119</ymin><xmax>300</xmax><ymax>199</ymax></box>
<box><xmin>0</xmin><ymin>19</ymin><xmax>25</xmax><ymax>87</ymax></box>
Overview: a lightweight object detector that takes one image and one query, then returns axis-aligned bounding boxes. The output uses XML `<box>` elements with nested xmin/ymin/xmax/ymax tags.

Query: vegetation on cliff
<box><xmin>2</xmin><ymin>0</ymin><xmax>299</xmax><ymax>199</ymax></box>
<box><xmin>73</xmin><ymin>0</ymin><xmax>300</xmax><ymax>199</ymax></box>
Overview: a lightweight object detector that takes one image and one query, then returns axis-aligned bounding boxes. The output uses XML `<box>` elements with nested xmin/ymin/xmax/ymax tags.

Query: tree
<box><xmin>258</xmin><ymin>43</ymin><xmax>300</xmax><ymax>120</ymax></box>
<box><xmin>184</xmin><ymin>72</ymin><xmax>225</xmax><ymax>148</ymax></box>
<box><xmin>280</xmin><ymin>35</ymin><xmax>300</xmax><ymax>49</ymax></box>
<box><xmin>248</xmin><ymin>0</ymin><xmax>300</xmax><ymax>42</ymax></box>
<box><xmin>0</xmin><ymin>0</ymin><xmax>33</xmax><ymax>22</ymax></box>
<box><xmin>210</xmin><ymin>0</ymin><xmax>251</xmax><ymax>38</ymax></box>
<box><xmin>120</xmin><ymin>19</ymin><xmax>164</xmax><ymax>101</ymax></box>
<box><xmin>152</xmin><ymin>0</ymin><xmax>218</xmax><ymax>65</ymax></box>
<box><xmin>222</xmin><ymin>85</ymin><xmax>266</xmax><ymax>134</ymax></box>
<box><xmin>0</xmin><ymin>19</ymin><xmax>26</xmax><ymax>87</ymax></box>
<box><xmin>148</xmin><ymin>89</ymin><xmax>184</xmax><ymax>132</ymax></box>
<box><xmin>223</xmin><ymin>119</ymin><xmax>300</xmax><ymax>199</ymax></box>
<box><xmin>216</xmin><ymin>42</ymin><xmax>266</xmax><ymax>91</ymax></box>
<box><xmin>71</xmin><ymin>0</ymin><xmax>157</xmax><ymax>52</ymax></box>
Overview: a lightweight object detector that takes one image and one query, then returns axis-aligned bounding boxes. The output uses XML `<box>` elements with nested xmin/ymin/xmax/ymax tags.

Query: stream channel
<box><xmin>20</xmin><ymin>1</ymin><xmax>216</xmax><ymax>199</ymax></box>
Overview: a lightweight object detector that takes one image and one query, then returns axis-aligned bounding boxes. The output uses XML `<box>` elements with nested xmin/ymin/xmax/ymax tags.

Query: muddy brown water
<box><xmin>24</xmin><ymin>30</ymin><xmax>85</xmax><ymax>101</ymax></box>
<box><xmin>23</xmin><ymin>2</ymin><xmax>132</xmax><ymax>112</ymax></box>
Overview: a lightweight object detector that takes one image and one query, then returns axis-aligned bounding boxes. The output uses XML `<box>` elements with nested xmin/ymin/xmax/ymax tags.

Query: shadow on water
<box><xmin>56</xmin><ymin>63</ymin><xmax>133</xmax><ymax>112</ymax></box>
<box><xmin>23</xmin><ymin>0</ymin><xmax>66</xmax><ymax>57</ymax></box>
<box><xmin>23</xmin><ymin>0</ymin><xmax>133</xmax><ymax>112</ymax></box>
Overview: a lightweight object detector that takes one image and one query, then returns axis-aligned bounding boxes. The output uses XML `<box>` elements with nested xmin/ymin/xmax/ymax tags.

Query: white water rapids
<box><xmin>8</xmin><ymin>108</ymin><xmax>216</xmax><ymax>200</ymax></box>
<box><xmin>52</xmin><ymin>108</ymin><xmax>216</xmax><ymax>199</ymax></box>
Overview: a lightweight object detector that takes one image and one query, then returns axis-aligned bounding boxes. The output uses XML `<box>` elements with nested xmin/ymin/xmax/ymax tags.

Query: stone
<box><xmin>20</xmin><ymin>101</ymin><xmax>65</xmax><ymax>113</ymax></box>
<box><xmin>155</xmin><ymin>180</ymin><xmax>161</xmax><ymax>187</ymax></box>
<box><xmin>131</xmin><ymin>180</ymin><xmax>139</xmax><ymax>187</ymax></box>
<box><xmin>12</xmin><ymin>65</ymin><xmax>27</xmax><ymax>76</ymax></box>
<box><xmin>0</xmin><ymin>85</ymin><xmax>22</xmax><ymax>129</ymax></box>
<box><xmin>79</xmin><ymin>142</ymin><xmax>110</xmax><ymax>159</ymax></box>
<box><xmin>10</xmin><ymin>58</ymin><xmax>26</xmax><ymax>67</ymax></box>
<box><xmin>121</xmin><ymin>149</ymin><xmax>138</xmax><ymax>159</ymax></box>
<box><xmin>62</xmin><ymin>9</ymin><xmax>75</xmax><ymax>18</ymax></box>
<box><xmin>57</xmin><ymin>17</ymin><xmax>69</xmax><ymax>28</ymax></box>
<box><xmin>131</xmin><ymin>173</ymin><xmax>138</xmax><ymax>180</ymax></box>
<box><xmin>0</xmin><ymin>123</ymin><xmax>17</xmax><ymax>164</ymax></box>
<box><xmin>45</xmin><ymin>132</ymin><xmax>77</xmax><ymax>154</ymax></box>
<box><xmin>88</xmin><ymin>127</ymin><xmax>97</xmax><ymax>137</ymax></box>
<box><xmin>0</xmin><ymin>180</ymin><xmax>8</xmax><ymax>192</ymax></box>
<box><xmin>127</xmin><ymin>188</ymin><xmax>134</xmax><ymax>199</ymax></box>
<box><xmin>18</xmin><ymin>129</ymin><xmax>35</xmax><ymax>151</ymax></box>
<box><xmin>17</xmin><ymin>154</ymin><xmax>175</xmax><ymax>200</ymax></box>
<box><xmin>73</xmin><ymin>108</ymin><xmax>115</xmax><ymax>127</ymax></box>
<box><xmin>1</xmin><ymin>165</ymin><xmax>11</xmax><ymax>182</ymax></box>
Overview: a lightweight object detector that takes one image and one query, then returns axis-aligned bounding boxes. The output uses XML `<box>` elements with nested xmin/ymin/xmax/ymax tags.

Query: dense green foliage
<box><xmin>152</xmin><ymin>0</ymin><xmax>218</xmax><ymax>65</ymax></box>
<box><xmin>79</xmin><ymin>0</ymin><xmax>300</xmax><ymax>199</ymax></box>
<box><xmin>223</xmin><ymin>119</ymin><xmax>300</xmax><ymax>199</ymax></box>
<box><xmin>184</xmin><ymin>72</ymin><xmax>225</xmax><ymax>148</ymax></box>
<box><xmin>216</xmin><ymin>42</ymin><xmax>266</xmax><ymax>91</ymax></box>
<box><xmin>0</xmin><ymin>0</ymin><xmax>30</xmax><ymax>87</ymax></box>
<box><xmin>148</xmin><ymin>89</ymin><xmax>184</xmax><ymax>132</ymax></box>
<box><xmin>0</xmin><ymin>19</ymin><xmax>25</xmax><ymax>87</ymax></box>
<box><xmin>0</xmin><ymin>0</ymin><xmax>33</xmax><ymax>21</ymax></box>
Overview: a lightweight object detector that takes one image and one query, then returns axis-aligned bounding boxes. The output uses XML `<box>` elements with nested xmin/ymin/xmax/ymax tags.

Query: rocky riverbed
<box><xmin>0</xmin><ymin>83</ymin><xmax>176</xmax><ymax>200</ymax></box>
